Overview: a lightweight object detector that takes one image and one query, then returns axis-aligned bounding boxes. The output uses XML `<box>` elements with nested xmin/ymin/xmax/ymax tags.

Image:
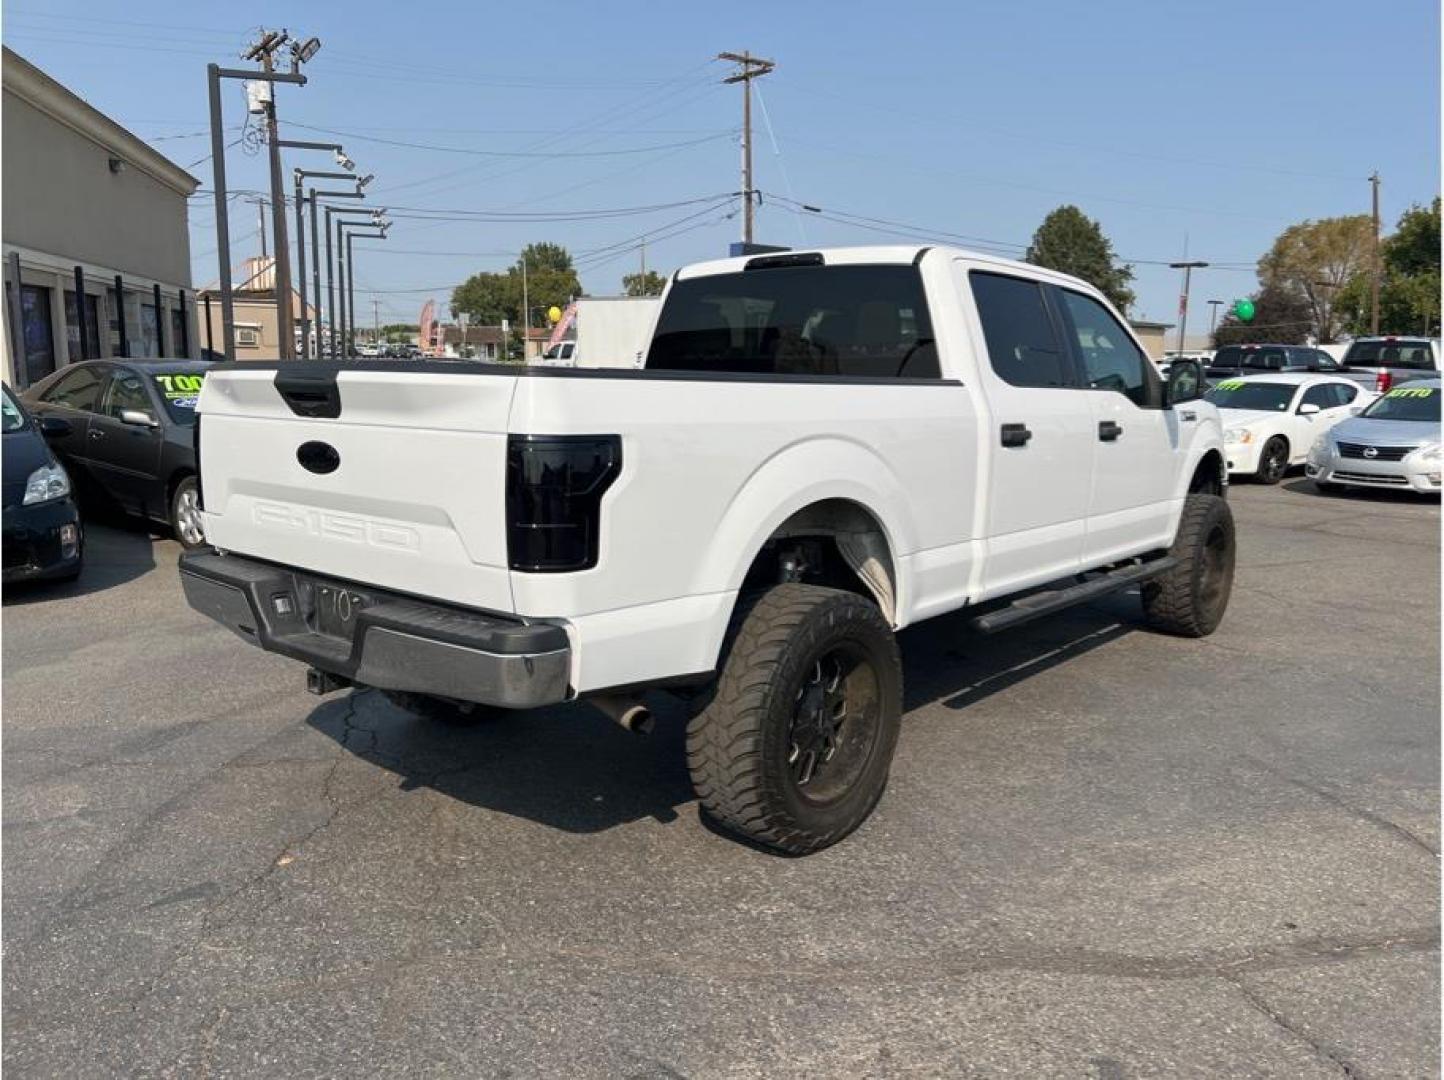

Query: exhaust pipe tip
<box><xmin>589</xmin><ymin>693</ymin><xmax>654</xmax><ymax>735</ymax></box>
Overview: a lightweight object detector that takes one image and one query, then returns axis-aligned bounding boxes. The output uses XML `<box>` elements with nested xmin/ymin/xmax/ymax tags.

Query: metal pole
<box><xmin>521</xmin><ymin>253</ymin><xmax>529</xmax><ymax>361</ymax></box>
<box><xmin>178</xmin><ymin>289</ymin><xmax>190</xmax><ymax>357</ymax></box>
<box><xmin>1207</xmin><ymin>299</ymin><xmax>1223</xmax><ymax>340</ymax></box>
<box><xmin>205</xmin><ymin>294</ymin><xmax>214</xmax><ymax>355</ymax></box>
<box><xmin>1369</xmin><ymin>171</ymin><xmax>1381</xmax><ymax>336</ymax></box>
<box><xmin>336</xmin><ymin>219</ymin><xmax>347</xmax><ymax>358</ymax></box>
<box><xmin>73</xmin><ymin>266</ymin><xmax>89</xmax><ymax>359</ymax></box>
<box><xmin>325</xmin><ymin>210</ymin><xmax>336</xmax><ymax>358</ymax></box>
<box><xmin>310</xmin><ymin>189</ymin><xmax>322</xmax><ymax>360</ymax></box>
<box><xmin>294</xmin><ymin>173</ymin><xmax>308</xmax><ymax>358</ymax></box>
<box><xmin>1169</xmin><ymin>261</ymin><xmax>1208</xmax><ymax>356</ymax></box>
<box><xmin>114</xmin><ymin>274</ymin><xmax>128</xmax><ymax>358</ymax></box>
<box><xmin>154</xmin><ymin>282</ymin><xmax>165</xmax><ymax>356</ymax></box>
<box><xmin>346</xmin><ymin>231</ymin><xmax>355</xmax><ymax>357</ymax></box>
<box><xmin>742</xmin><ymin>63</ymin><xmax>753</xmax><ymax>245</ymax></box>
<box><xmin>206</xmin><ymin>64</ymin><xmax>235</xmax><ymax>362</ymax></box>
<box><xmin>261</xmin><ymin>54</ymin><xmax>294</xmax><ymax>360</ymax></box>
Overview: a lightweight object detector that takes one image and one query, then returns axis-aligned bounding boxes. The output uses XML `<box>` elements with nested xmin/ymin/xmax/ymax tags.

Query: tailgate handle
<box><xmin>274</xmin><ymin>370</ymin><xmax>341</xmax><ymax>418</ymax></box>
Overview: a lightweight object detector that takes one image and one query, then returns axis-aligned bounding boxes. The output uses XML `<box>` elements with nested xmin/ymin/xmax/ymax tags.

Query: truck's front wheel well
<box><xmin>1189</xmin><ymin>450</ymin><xmax>1225</xmax><ymax>496</ymax></box>
<box><xmin>738</xmin><ymin>500</ymin><xmax>898</xmax><ymax>625</ymax></box>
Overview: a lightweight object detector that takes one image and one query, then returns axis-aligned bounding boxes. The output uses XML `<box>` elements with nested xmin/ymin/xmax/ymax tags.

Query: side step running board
<box><xmin>970</xmin><ymin>557</ymin><xmax>1177</xmax><ymax>635</ymax></box>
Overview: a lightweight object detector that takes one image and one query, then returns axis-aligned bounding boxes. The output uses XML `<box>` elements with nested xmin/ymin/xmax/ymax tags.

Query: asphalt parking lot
<box><xmin>3</xmin><ymin>481</ymin><xmax>1438</xmax><ymax>1078</ymax></box>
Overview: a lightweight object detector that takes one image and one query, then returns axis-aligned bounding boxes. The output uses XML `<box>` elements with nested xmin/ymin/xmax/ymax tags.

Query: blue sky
<box><xmin>6</xmin><ymin>0</ymin><xmax>1439</xmax><ymax>331</ymax></box>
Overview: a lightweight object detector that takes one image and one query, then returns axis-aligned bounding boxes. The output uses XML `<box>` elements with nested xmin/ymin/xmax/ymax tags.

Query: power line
<box><xmin>283</xmin><ymin>121</ymin><xmax>735</xmax><ymax>159</ymax></box>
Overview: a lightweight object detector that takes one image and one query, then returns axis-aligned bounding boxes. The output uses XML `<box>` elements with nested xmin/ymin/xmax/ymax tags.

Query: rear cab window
<box><xmin>646</xmin><ymin>261</ymin><xmax>939</xmax><ymax>379</ymax></box>
<box><xmin>1342</xmin><ymin>339</ymin><xmax>1437</xmax><ymax>370</ymax></box>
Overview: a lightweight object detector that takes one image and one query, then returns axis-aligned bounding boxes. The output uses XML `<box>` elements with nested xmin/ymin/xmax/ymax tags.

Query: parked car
<box><xmin>179</xmin><ymin>245</ymin><xmax>1232</xmax><ymax>855</ymax></box>
<box><xmin>1336</xmin><ymin>336</ymin><xmax>1440</xmax><ymax>394</ymax></box>
<box><xmin>1205</xmin><ymin>344</ymin><xmax>1341</xmax><ymax>383</ymax></box>
<box><xmin>1306</xmin><ymin>379</ymin><xmax>1441</xmax><ymax>494</ymax></box>
<box><xmin>1205</xmin><ymin>374</ymin><xmax>1370</xmax><ymax>484</ymax></box>
<box><xmin>23</xmin><ymin>359</ymin><xmax>213</xmax><ymax>549</ymax></box>
<box><xmin>3</xmin><ymin>383</ymin><xmax>82</xmax><ymax>583</ymax></box>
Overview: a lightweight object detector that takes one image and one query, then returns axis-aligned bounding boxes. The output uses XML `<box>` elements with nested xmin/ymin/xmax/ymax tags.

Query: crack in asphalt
<box><xmin>1224</xmin><ymin>974</ymin><xmax>1362</xmax><ymax>1078</ymax></box>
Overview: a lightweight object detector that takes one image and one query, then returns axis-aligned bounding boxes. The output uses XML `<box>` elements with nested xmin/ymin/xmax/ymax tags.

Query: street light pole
<box><xmin>1169</xmin><ymin>260</ymin><xmax>1209</xmax><ymax>357</ymax></box>
<box><xmin>205</xmin><ymin>63</ymin><xmax>304</xmax><ymax>362</ymax></box>
<box><xmin>339</xmin><ymin>219</ymin><xmax>388</xmax><ymax>357</ymax></box>
<box><xmin>322</xmin><ymin>204</ymin><xmax>371</xmax><ymax>358</ymax></box>
<box><xmin>1207</xmin><ymin>299</ymin><xmax>1224</xmax><ymax>339</ymax></box>
<box><xmin>284</xmin><ymin>159</ymin><xmax>356</xmax><ymax>359</ymax></box>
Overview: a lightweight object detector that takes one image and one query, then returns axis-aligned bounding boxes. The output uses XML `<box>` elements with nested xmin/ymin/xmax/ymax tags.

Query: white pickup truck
<box><xmin>181</xmin><ymin>246</ymin><xmax>1232</xmax><ymax>854</ymax></box>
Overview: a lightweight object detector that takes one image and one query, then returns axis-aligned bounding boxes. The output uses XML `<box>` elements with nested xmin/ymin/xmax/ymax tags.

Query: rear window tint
<box><xmin>1343</xmin><ymin>340</ymin><xmax>1437</xmax><ymax>370</ymax></box>
<box><xmin>969</xmin><ymin>272</ymin><xmax>1071</xmax><ymax>388</ymax></box>
<box><xmin>646</xmin><ymin>264</ymin><xmax>939</xmax><ymax>379</ymax></box>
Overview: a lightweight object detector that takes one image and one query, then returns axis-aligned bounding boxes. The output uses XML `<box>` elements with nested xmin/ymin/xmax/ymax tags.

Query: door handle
<box><xmin>1098</xmin><ymin>420</ymin><xmax>1123</xmax><ymax>442</ymax></box>
<box><xmin>1000</xmin><ymin>423</ymin><xmax>1032</xmax><ymax>448</ymax></box>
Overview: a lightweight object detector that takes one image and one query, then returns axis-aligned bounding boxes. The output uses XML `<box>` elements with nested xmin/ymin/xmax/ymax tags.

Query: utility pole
<box><xmin>255</xmin><ymin>198</ymin><xmax>268</xmax><ymax>257</ymax></box>
<box><xmin>245</xmin><ymin>30</ymin><xmax>297</xmax><ymax>360</ymax></box>
<box><xmin>521</xmin><ymin>253</ymin><xmax>529</xmax><ymax>362</ymax></box>
<box><xmin>1369</xmin><ymin>171</ymin><xmax>1381</xmax><ymax>336</ymax></box>
<box><xmin>372</xmin><ymin>297</ymin><xmax>381</xmax><ymax>346</ymax></box>
<box><xmin>1207</xmin><ymin>299</ymin><xmax>1224</xmax><ymax>339</ymax></box>
<box><xmin>1169</xmin><ymin>260</ymin><xmax>1209</xmax><ymax>357</ymax></box>
<box><xmin>719</xmin><ymin>51</ymin><xmax>774</xmax><ymax>246</ymax></box>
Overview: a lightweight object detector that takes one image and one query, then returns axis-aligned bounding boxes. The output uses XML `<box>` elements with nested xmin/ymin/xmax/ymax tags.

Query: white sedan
<box><xmin>1205</xmin><ymin>374</ymin><xmax>1375</xmax><ymax>484</ymax></box>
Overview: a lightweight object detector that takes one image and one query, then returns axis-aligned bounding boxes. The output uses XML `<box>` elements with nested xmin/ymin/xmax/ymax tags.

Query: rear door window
<box><xmin>646</xmin><ymin>263</ymin><xmax>939</xmax><ymax>379</ymax></box>
<box><xmin>969</xmin><ymin>272</ymin><xmax>1071</xmax><ymax>388</ymax></box>
<box><xmin>39</xmin><ymin>365</ymin><xmax>106</xmax><ymax>412</ymax></box>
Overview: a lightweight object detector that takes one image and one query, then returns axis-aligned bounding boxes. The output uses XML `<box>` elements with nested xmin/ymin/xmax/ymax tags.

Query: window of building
<box><xmin>20</xmin><ymin>284</ymin><xmax>57</xmax><ymax>385</ymax></box>
<box><xmin>236</xmin><ymin>325</ymin><xmax>261</xmax><ymax>347</ymax></box>
<box><xmin>170</xmin><ymin>305</ymin><xmax>188</xmax><ymax>357</ymax></box>
<box><xmin>65</xmin><ymin>290</ymin><xmax>102</xmax><ymax>360</ymax></box>
<box><xmin>1057</xmin><ymin>289</ymin><xmax>1157</xmax><ymax>407</ymax></box>
<box><xmin>969</xmin><ymin>272</ymin><xmax>1070</xmax><ymax>388</ymax></box>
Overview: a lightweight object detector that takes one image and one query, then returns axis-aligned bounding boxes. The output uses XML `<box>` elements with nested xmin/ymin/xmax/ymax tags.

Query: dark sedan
<box><xmin>3</xmin><ymin>383</ymin><xmax>83</xmax><ymax>582</ymax></box>
<box><xmin>23</xmin><ymin>359</ymin><xmax>212</xmax><ymax>549</ymax></box>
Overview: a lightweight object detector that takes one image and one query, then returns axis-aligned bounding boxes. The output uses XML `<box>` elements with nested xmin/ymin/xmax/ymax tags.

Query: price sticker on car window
<box><xmin>154</xmin><ymin>373</ymin><xmax>206</xmax><ymax>403</ymax></box>
<box><xmin>1386</xmin><ymin>386</ymin><xmax>1435</xmax><ymax>398</ymax></box>
<box><xmin>1215</xmin><ymin>379</ymin><xmax>1245</xmax><ymax>390</ymax></box>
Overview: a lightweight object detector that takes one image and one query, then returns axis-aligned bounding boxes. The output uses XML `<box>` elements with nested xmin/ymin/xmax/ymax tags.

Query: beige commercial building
<box><xmin>1</xmin><ymin>47</ymin><xmax>200</xmax><ymax>387</ymax></box>
<box><xmin>196</xmin><ymin>257</ymin><xmax>316</xmax><ymax>360</ymax></box>
<box><xmin>1128</xmin><ymin>319</ymin><xmax>1174</xmax><ymax>361</ymax></box>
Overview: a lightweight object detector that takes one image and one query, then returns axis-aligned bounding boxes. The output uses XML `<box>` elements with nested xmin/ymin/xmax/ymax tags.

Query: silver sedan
<box><xmin>1306</xmin><ymin>378</ymin><xmax>1442</xmax><ymax>494</ymax></box>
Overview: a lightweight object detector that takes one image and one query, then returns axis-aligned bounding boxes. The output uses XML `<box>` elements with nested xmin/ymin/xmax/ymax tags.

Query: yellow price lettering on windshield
<box><xmin>1386</xmin><ymin>386</ymin><xmax>1434</xmax><ymax>398</ymax></box>
<box><xmin>1216</xmin><ymin>379</ymin><xmax>1245</xmax><ymax>390</ymax></box>
<box><xmin>155</xmin><ymin>374</ymin><xmax>205</xmax><ymax>397</ymax></box>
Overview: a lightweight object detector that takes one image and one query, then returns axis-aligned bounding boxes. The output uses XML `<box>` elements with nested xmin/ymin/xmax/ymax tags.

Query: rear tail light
<box><xmin>506</xmin><ymin>435</ymin><xmax>621</xmax><ymax>572</ymax></box>
<box><xmin>1376</xmin><ymin>371</ymin><xmax>1393</xmax><ymax>393</ymax></box>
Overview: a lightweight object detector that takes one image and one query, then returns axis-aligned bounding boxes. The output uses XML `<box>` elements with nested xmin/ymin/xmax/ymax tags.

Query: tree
<box><xmin>450</xmin><ymin>242</ymin><xmax>582</xmax><ymax>336</ymax></box>
<box><xmin>1212</xmin><ymin>282</ymin><xmax>1314</xmax><ymax>346</ymax></box>
<box><xmin>1025</xmin><ymin>205</ymin><xmax>1135</xmax><ymax>313</ymax></box>
<box><xmin>1334</xmin><ymin>198</ymin><xmax>1441</xmax><ymax>336</ymax></box>
<box><xmin>1256</xmin><ymin>215</ymin><xmax>1373</xmax><ymax>342</ymax></box>
<box><xmin>379</xmin><ymin>322</ymin><xmax>418</xmax><ymax>343</ymax></box>
<box><xmin>622</xmin><ymin>270</ymin><xmax>666</xmax><ymax>297</ymax></box>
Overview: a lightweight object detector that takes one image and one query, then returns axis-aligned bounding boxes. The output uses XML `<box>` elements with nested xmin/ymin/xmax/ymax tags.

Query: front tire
<box><xmin>170</xmin><ymin>476</ymin><xmax>206</xmax><ymax>549</ymax></box>
<box><xmin>1255</xmin><ymin>437</ymin><xmax>1289</xmax><ymax>485</ymax></box>
<box><xmin>686</xmin><ymin>584</ymin><xmax>902</xmax><ymax>855</ymax></box>
<box><xmin>1142</xmin><ymin>493</ymin><xmax>1235</xmax><ymax>637</ymax></box>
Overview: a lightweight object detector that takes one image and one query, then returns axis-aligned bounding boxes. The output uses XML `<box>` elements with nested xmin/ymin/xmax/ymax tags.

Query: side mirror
<box><xmin>119</xmin><ymin>409</ymin><xmax>159</xmax><ymax>429</ymax></box>
<box><xmin>1297</xmin><ymin>403</ymin><xmax>1321</xmax><ymax>417</ymax></box>
<box><xmin>38</xmin><ymin>415</ymin><xmax>72</xmax><ymax>439</ymax></box>
<box><xmin>1166</xmin><ymin>359</ymin><xmax>1204</xmax><ymax>406</ymax></box>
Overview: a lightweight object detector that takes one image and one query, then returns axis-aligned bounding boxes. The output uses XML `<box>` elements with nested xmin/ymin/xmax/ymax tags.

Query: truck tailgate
<box><xmin>197</xmin><ymin>365</ymin><xmax>518</xmax><ymax>613</ymax></box>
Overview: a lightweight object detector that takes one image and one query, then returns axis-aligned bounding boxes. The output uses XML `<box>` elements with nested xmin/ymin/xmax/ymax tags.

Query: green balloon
<box><xmin>1233</xmin><ymin>298</ymin><xmax>1256</xmax><ymax>322</ymax></box>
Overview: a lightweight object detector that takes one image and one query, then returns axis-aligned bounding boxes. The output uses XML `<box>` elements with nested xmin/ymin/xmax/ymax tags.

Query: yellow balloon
<box><xmin>547</xmin><ymin>305</ymin><xmax>563</xmax><ymax>324</ymax></box>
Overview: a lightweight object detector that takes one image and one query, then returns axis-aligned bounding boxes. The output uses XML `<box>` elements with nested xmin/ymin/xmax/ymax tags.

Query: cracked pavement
<box><xmin>3</xmin><ymin>481</ymin><xmax>1438</xmax><ymax>1077</ymax></box>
